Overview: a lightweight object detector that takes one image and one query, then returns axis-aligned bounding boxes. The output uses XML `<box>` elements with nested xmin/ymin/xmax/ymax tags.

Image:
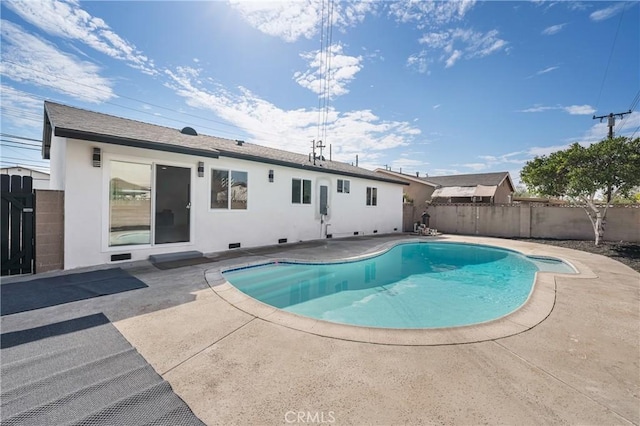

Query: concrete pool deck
<box><xmin>1</xmin><ymin>234</ymin><xmax>638</xmax><ymax>424</ymax></box>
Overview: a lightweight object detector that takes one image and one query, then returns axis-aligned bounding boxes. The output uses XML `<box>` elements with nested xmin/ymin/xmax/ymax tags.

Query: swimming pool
<box><xmin>222</xmin><ymin>242</ymin><xmax>575</xmax><ymax>329</ymax></box>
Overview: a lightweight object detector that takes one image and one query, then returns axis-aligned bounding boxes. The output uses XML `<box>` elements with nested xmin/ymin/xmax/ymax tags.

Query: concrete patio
<box><xmin>2</xmin><ymin>235</ymin><xmax>638</xmax><ymax>425</ymax></box>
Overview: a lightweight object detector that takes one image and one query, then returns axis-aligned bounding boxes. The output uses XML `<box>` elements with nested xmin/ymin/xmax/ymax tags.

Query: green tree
<box><xmin>520</xmin><ymin>136</ymin><xmax>640</xmax><ymax>246</ymax></box>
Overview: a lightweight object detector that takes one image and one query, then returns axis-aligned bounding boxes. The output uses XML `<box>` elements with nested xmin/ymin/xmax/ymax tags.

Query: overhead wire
<box><xmin>593</xmin><ymin>5</ymin><xmax>626</xmax><ymax>112</ymax></box>
<box><xmin>2</xmin><ymin>60</ymin><xmax>300</xmax><ymax>142</ymax></box>
<box><xmin>615</xmin><ymin>89</ymin><xmax>639</xmax><ymax>134</ymax></box>
<box><xmin>316</xmin><ymin>0</ymin><xmax>326</xmax><ymax>143</ymax></box>
<box><xmin>312</xmin><ymin>0</ymin><xmax>335</xmax><ymax>154</ymax></box>
<box><xmin>0</xmin><ymin>133</ymin><xmax>43</xmax><ymax>143</ymax></box>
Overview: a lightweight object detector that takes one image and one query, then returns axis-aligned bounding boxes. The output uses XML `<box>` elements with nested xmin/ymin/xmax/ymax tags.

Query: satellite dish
<box><xmin>180</xmin><ymin>126</ymin><xmax>198</xmax><ymax>136</ymax></box>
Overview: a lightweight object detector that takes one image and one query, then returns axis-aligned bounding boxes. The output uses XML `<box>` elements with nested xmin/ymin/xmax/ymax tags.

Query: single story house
<box><xmin>42</xmin><ymin>101</ymin><xmax>407</xmax><ymax>270</ymax></box>
<box><xmin>1</xmin><ymin>166</ymin><xmax>50</xmax><ymax>190</ymax></box>
<box><xmin>374</xmin><ymin>169</ymin><xmax>515</xmax><ymax>205</ymax></box>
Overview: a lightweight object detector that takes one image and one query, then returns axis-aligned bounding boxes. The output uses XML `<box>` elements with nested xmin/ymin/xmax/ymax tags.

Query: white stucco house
<box><xmin>42</xmin><ymin>101</ymin><xmax>406</xmax><ymax>269</ymax></box>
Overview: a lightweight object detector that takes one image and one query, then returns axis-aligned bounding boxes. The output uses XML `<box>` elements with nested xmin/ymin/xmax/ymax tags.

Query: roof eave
<box><xmin>53</xmin><ymin>128</ymin><xmax>221</xmax><ymax>159</ymax></box>
<box><xmin>50</xmin><ymin>127</ymin><xmax>406</xmax><ymax>185</ymax></box>
<box><xmin>374</xmin><ymin>169</ymin><xmax>435</xmax><ymax>187</ymax></box>
<box><xmin>221</xmin><ymin>151</ymin><xmax>408</xmax><ymax>185</ymax></box>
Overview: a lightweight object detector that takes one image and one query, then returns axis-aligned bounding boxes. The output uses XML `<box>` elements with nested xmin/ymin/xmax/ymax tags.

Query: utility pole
<box><xmin>316</xmin><ymin>140</ymin><xmax>326</xmax><ymax>161</ymax></box>
<box><xmin>592</xmin><ymin>109</ymin><xmax>632</xmax><ymax>203</ymax></box>
<box><xmin>592</xmin><ymin>110</ymin><xmax>632</xmax><ymax>139</ymax></box>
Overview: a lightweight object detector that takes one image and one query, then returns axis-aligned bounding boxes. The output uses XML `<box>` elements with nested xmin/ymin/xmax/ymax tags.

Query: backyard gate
<box><xmin>1</xmin><ymin>175</ymin><xmax>35</xmax><ymax>275</ymax></box>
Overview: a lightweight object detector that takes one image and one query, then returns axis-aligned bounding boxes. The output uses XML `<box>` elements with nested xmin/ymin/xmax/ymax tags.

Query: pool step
<box><xmin>246</xmin><ymin>271</ymin><xmax>337</xmax><ymax>302</ymax></box>
<box><xmin>230</xmin><ymin>267</ymin><xmax>324</xmax><ymax>293</ymax></box>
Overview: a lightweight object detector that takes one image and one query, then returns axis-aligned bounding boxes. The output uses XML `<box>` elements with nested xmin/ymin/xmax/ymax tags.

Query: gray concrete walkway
<box><xmin>2</xmin><ymin>235</ymin><xmax>638</xmax><ymax>425</ymax></box>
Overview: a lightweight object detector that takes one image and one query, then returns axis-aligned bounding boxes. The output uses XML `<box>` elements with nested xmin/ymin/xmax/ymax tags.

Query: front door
<box><xmin>319</xmin><ymin>185</ymin><xmax>328</xmax><ymax>215</ymax></box>
<box><xmin>155</xmin><ymin>165</ymin><xmax>190</xmax><ymax>244</ymax></box>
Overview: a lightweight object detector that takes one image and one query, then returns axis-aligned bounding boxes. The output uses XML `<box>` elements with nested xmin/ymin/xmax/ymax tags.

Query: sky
<box><xmin>1</xmin><ymin>0</ymin><xmax>638</xmax><ymax>186</ymax></box>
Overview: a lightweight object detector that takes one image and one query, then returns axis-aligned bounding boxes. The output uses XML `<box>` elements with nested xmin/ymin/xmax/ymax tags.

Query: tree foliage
<box><xmin>520</xmin><ymin>136</ymin><xmax>640</xmax><ymax>245</ymax></box>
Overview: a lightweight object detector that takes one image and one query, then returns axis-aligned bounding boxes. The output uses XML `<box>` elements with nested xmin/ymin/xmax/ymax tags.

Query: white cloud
<box><xmin>564</xmin><ymin>104</ymin><xmax>596</xmax><ymax>115</ymax></box>
<box><xmin>518</xmin><ymin>104</ymin><xmax>595</xmax><ymax>115</ymax></box>
<box><xmin>590</xmin><ymin>3</ymin><xmax>626</xmax><ymax>21</ymax></box>
<box><xmin>445</xmin><ymin>50</ymin><xmax>462</xmax><ymax>68</ymax></box>
<box><xmin>387</xmin><ymin>158</ymin><xmax>430</xmax><ymax>176</ymax></box>
<box><xmin>462</xmin><ymin>163</ymin><xmax>488</xmax><ymax>171</ymax></box>
<box><xmin>541</xmin><ymin>23</ymin><xmax>566</xmax><ymax>35</ymax></box>
<box><xmin>164</xmin><ymin>66</ymin><xmax>421</xmax><ymax>162</ymax></box>
<box><xmin>526</xmin><ymin>144</ymin><xmax>571</xmax><ymax>157</ymax></box>
<box><xmin>0</xmin><ymin>20</ymin><xmax>115</xmax><ymax>103</ymax></box>
<box><xmin>413</xmin><ymin>28</ymin><xmax>508</xmax><ymax>69</ymax></box>
<box><xmin>294</xmin><ymin>44</ymin><xmax>362</xmax><ymax>98</ymax></box>
<box><xmin>4</xmin><ymin>0</ymin><xmax>156</xmax><ymax>75</ymax></box>
<box><xmin>228</xmin><ymin>0</ymin><xmax>376</xmax><ymax>42</ymax></box>
<box><xmin>536</xmin><ymin>66</ymin><xmax>559</xmax><ymax>75</ymax></box>
<box><xmin>519</xmin><ymin>105</ymin><xmax>557</xmax><ymax>113</ymax></box>
<box><xmin>389</xmin><ymin>0</ymin><xmax>476</xmax><ymax>28</ymax></box>
<box><xmin>433</xmin><ymin>104</ymin><xmax>441</xmax><ymax>110</ymax></box>
<box><xmin>407</xmin><ymin>51</ymin><xmax>429</xmax><ymax>74</ymax></box>
<box><xmin>0</xmin><ymin>84</ymin><xmax>43</xmax><ymax>128</ymax></box>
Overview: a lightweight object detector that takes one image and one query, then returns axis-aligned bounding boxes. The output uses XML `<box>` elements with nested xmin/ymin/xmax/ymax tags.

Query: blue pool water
<box><xmin>223</xmin><ymin>242</ymin><xmax>575</xmax><ymax>329</ymax></box>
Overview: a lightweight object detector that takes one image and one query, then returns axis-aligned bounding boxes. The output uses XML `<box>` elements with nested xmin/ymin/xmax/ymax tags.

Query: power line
<box><xmin>321</xmin><ymin>0</ymin><xmax>335</xmax><ymax>146</ymax></box>
<box><xmin>0</xmin><ymin>155</ymin><xmax>49</xmax><ymax>164</ymax></box>
<box><xmin>3</xmin><ymin>60</ymin><xmax>313</xmax><ymax>142</ymax></box>
<box><xmin>0</xmin><ymin>133</ymin><xmax>42</xmax><ymax>143</ymax></box>
<box><xmin>594</xmin><ymin>5</ymin><xmax>626</xmax><ymax>111</ymax></box>
<box><xmin>0</xmin><ymin>142</ymin><xmax>41</xmax><ymax>151</ymax></box>
<box><xmin>616</xmin><ymin>90</ymin><xmax>639</xmax><ymax>134</ymax></box>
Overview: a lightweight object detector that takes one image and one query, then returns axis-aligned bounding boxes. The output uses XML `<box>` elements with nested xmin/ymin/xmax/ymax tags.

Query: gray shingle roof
<box><xmin>423</xmin><ymin>172</ymin><xmax>511</xmax><ymax>188</ymax></box>
<box><xmin>43</xmin><ymin>101</ymin><xmax>407</xmax><ymax>185</ymax></box>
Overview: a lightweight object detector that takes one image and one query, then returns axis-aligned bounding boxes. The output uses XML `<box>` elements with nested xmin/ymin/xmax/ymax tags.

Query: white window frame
<box><xmin>292</xmin><ymin>178</ymin><xmax>312</xmax><ymax>204</ymax></box>
<box><xmin>209</xmin><ymin>168</ymin><xmax>249</xmax><ymax>211</ymax></box>
<box><xmin>366</xmin><ymin>186</ymin><xmax>378</xmax><ymax>206</ymax></box>
<box><xmin>337</xmin><ymin>179</ymin><xmax>350</xmax><ymax>194</ymax></box>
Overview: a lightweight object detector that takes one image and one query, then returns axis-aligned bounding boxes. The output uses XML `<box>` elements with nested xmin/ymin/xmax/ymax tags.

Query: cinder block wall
<box><xmin>35</xmin><ymin>190</ymin><xmax>64</xmax><ymax>272</ymax></box>
<box><xmin>429</xmin><ymin>204</ymin><xmax>640</xmax><ymax>243</ymax></box>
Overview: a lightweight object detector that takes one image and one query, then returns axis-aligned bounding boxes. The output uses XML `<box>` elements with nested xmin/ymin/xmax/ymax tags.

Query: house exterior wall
<box><xmin>404</xmin><ymin>182</ymin><xmax>435</xmax><ymax>208</ymax></box>
<box><xmin>60</xmin><ymin>138</ymin><xmax>403</xmax><ymax>269</ymax></box>
<box><xmin>48</xmin><ymin>135</ymin><xmax>67</xmax><ymax>190</ymax></box>
<box><xmin>494</xmin><ymin>180</ymin><xmax>513</xmax><ymax>204</ymax></box>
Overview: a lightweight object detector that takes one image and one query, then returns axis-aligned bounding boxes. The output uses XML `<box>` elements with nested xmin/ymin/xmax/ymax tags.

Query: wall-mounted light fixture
<box><xmin>268</xmin><ymin>169</ymin><xmax>274</xmax><ymax>182</ymax></box>
<box><xmin>198</xmin><ymin>161</ymin><xmax>204</xmax><ymax>177</ymax></box>
<box><xmin>92</xmin><ymin>148</ymin><xmax>101</xmax><ymax>167</ymax></box>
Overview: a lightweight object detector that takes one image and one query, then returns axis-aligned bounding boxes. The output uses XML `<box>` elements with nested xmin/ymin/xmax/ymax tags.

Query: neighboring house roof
<box><xmin>43</xmin><ymin>101</ymin><xmax>407</xmax><ymax>185</ymax></box>
<box><xmin>1</xmin><ymin>166</ymin><xmax>50</xmax><ymax>177</ymax></box>
<box><xmin>432</xmin><ymin>185</ymin><xmax>498</xmax><ymax>198</ymax></box>
<box><xmin>374</xmin><ymin>169</ymin><xmax>514</xmax><ymax>194</ymax></box>
<box><xmin>422</xmin><ymin>172</ymin><xmax>513</xmax><ymax>190</ymax></box>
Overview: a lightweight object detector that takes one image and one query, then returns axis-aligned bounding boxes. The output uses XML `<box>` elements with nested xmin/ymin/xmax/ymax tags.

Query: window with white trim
<box><xmin>366</xmin><ymin>187</ymin><xmax>377</xmax><ymax>206</ymax></box>
<box><xmin>211</xmin><ymin>169</ymin><xmax>248</xmax><ymax>210</ymax></box>
<box><xmin>292</xmin><ymin>178</ymin><xmax>311</xmax><ymax>204</ymax></box>
<box><xmin>337</xmin><ymin>179</ymin><xmax>350</xmax><ymax>193</ymax></box>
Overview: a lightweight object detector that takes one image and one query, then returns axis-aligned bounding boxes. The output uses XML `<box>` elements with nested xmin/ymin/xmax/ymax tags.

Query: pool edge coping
<box><xmin>204</xmin><ymin>236</ymin><xmax>597</xmax><ymax>346</ymax></box>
